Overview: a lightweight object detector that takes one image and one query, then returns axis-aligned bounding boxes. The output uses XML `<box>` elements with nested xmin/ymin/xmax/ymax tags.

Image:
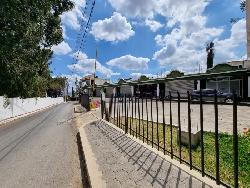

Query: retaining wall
<box><xmin>0</xmin><ymin>96</ymin><xmax>63</xmax><ymax>121</ymax></box>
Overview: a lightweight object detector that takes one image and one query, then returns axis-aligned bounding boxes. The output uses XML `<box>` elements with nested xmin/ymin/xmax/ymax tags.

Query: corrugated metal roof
<box><xmin>89</xmin><ymin>69</ymin><xmax>250</xmax><ymax>89</ymax></box>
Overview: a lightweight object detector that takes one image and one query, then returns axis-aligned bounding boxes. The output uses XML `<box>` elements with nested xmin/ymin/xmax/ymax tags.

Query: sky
<box><xmin>50</xmin><ymin>0</ymin><xmax>246</xmax><ymax>86</ymax></box>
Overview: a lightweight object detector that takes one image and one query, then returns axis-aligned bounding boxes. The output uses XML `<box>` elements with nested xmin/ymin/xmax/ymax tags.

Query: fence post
<box><xmin>125</xmin><ymin>94</ymin><xmax>128</xmax><ymax>133</ymax></box>
<box><xmin>233</xmin><ymin>93</ymin><xmax>238</xmax><ymax>188</ymax></box>
<box><xmin>156</xmin><ymin>97</ymin><xmax>159</xmax><ymax>150</ymax></box>
<box><xmin>113</xmin><ymin>94</ymin><xmax>116</xmax><ymax>124</ymax></box>
<box><xmin>108</xmin><ymin>94</ymin><xmax>114</xmax><ymax>122</ymax></box>
<box><xmin>146</xmin><ymin>97</ymin><xmax>149</xmax><ymax>144</ymax></box>
<box><xmin>169</xmin><ymin>91</ymin><xmax>173</xmax><ymax>159</ymax></box>
<box><xmin>200</xmin><ymin>90</ymin><xmax>205</xmax><ymax>177</ymax></box>
<box><xmin>135</xmin><ymin>96</ymin><xmax>137</xmax><ymax>138</ymax></box>
<box><xmin>101</xmin><ymin>93</ymin><xmax>104</xmax><ymax>119</ymax></box>
<box><xmin>187</xmin><ymin>91</ymin><xmax>192</xmax><ymax>170</ymax></box>
<box><xmin>138</xmin><ymin>95</ymin><xmax>141</xmax><ymax>139</ymax></box>
<box><xmin>214</xmin><ymin>91</ymin><xmax>220</xmax><ymax>185</ymax></box>
<box><xmin>151</xmin><ymin>97</ymin><xmax>154</xmax><ymax>148</ymax></box>
<box><xmin>162</xmin><ymin>97</ymin><xmax>166</xmax><ymax>155</ymax></box>
<box><xmin>142</xmin><ymin>97</ymin><xmax>144</xmax><ymax>142</ymax></box>
<box><xmin>131</xmin><ymin>96</ymin><xmax>134</xmax><ymax>136</ymax></box>
<box><xmin>177</xmin><ymin>91</ymin><xmax>182</xmax><ymax>163</ymax></box>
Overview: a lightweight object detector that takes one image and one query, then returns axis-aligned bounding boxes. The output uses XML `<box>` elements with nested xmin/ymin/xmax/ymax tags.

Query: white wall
<box><xmin>0</xmin><ymin>97</ymin><xmax>63</xmax><ymax>121</ymax></box>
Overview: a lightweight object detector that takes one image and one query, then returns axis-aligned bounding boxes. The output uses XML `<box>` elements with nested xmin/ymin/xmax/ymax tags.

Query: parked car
<box><xmin>191</xmin><ymin>89</ymin><xmax>240</xmax><ymax>103</ymax></box>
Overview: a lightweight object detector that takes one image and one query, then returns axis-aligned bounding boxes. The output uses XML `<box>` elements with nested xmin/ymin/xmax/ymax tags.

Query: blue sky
<box><xmin>51</xmin><ymin>0</ymin><xmax>246</xmax><ymax>84</ymax></box>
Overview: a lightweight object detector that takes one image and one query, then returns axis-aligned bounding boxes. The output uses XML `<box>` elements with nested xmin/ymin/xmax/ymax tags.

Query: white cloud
<box><xmin>52</xmin><ymin>41</ymin><xmax>72</xmax><ymax>55</ymax></box>
<box><xmin>156</xmin><ymin>0</ymin><xmax>210</xmax><ymax>27</ymax></box>
<box><xmin>214</xmin><ymin>19</ymin><xmax>246</xmax><ymax>63</ymax></box>
<box><xmin>68</xmin><ymin>51</ymin><xmax>119</xmax><ymax>78</ymax></box>
<box><xmin>60</xmin><ymin>0</ymin><xmax>85</xmax><ymax>30</ymax></box>
<box><xmin>90</xmin><ymin>12</ymin><xmax>135</xmax><ymax>42</ymax></box>
<box><xmin>145</xmin><ymin>19</ymin><xmax>164</xmax><ymax>32</ymax></box>
<box><xmin>130</xmin><ymin>72</ymin><xmax>157</xmax><ymax>80</ymax></box>
<box><xmin>152</xmin><ymin>0</ymin><xmax>234</xmax><ymax>73</ymax></box>
<box><xmin>106</xmin><ymin>55</ymin><xmax>150</xmax><ymax>71</ymax></box>
<box><xmin>108</xmin><ymin>0</ymin><xmax>155</xmax><ymax>18</ymax></box>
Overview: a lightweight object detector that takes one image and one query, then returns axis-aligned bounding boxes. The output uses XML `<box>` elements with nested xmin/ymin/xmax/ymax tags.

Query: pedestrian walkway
<box><xmin>83</xmin><ymin>119</ymin><xmax>214</xmax><ymax>188</ymax></box>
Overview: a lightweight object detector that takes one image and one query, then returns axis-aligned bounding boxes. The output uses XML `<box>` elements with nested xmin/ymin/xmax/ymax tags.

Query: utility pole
<box><xmin>92</xmin><ymin>48</ymin><xmax>98</xmax><ymax>96</ymax></box>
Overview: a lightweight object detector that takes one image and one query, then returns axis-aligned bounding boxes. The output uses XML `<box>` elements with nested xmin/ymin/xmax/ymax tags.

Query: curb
<box><xmin>76</xmin><ymin>111</ymin><xmax>106</xmax><ymax>188</ymax></box>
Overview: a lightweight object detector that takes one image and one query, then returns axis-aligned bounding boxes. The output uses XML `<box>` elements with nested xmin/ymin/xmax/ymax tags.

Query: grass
<box><xmin>111</xmin><ymin>117</ymin><xmax>250</xmax><ymax>188</ymax></box>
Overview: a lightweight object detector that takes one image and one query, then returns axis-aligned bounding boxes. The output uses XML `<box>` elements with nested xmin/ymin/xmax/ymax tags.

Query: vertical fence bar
<box><xmin>156</xmin><ymin>97</ymin><xmax>159</xmax><ymax>151</ymax></box>
<box><xmin>135</xmin><ymin>96</ymin><xmax>137</xmax><ymax>138</ymax></box>
<box><xmin>177</xmin><ymin>91</ymin><xmax>182</xmax><ymax>163</ymax></box>
<box><xmin>125</xmin><ymin>94</ymin><xmax>127</xmax><ymax>133</ymax></box>
<box><xmin>118</xmin><ymin>97</ymin><xmax>121</xmax><ymax>128</ymax></box>
<box><xmin>121</xmin><ymin>96</ymin><xmax>124</xmax><ymax>130</ymax></box>
<box><xmin>131</xmin><ymin>96</ymin><xmax>134</xmax><ymax>136</ymax></box>
<box><xmin>162</xmin><ymin>98</ymin><xmax>166</xmax><ymax>155</ymax></box>
<box><xmin>129</xmin><ymin>96</ymin><xmax>131</xmax><ymax>135</ymax></box>
<box><xmin>101</xmin><ymin>93</ymin><xmax>104</xmax><ymax>119</ymax></box>
<box><xmin>169</xmin><ymin>91</ymin><xmax>173</xmax><ymax>159</ymax></box>
<box><xmin>233</xmin><ymin>93</ymin><xmax>238</xmax><ymax>188</ymax></box>
<box><xmin>214</xmin><ymin>92</ymin><xmax>220</xmax><ymax>185</ymax></box>
<box><xmin>138</xmin><ymin>96</ymin><xmax>141</xmax><ymax>139</ymax></box>
<box><xmin>142</xmin><ymin>97</ymin><xmax>144</xmax><ymax>142</ymax></box>
<box><xmin>200</xmin><ymin>90</ymin><xmax>205</xmax><ymax>177</ymax></box>
<box><xmin>114</xmin><ymin>94</ymin><xmax>116</xmax><ymax>124</ymax></box>
<box><xmin>108</xmin><ymin>94</ymin><xmax>114</xmax><ymax>122</ymax></box>
<box><xmin>116</xmin><ymin>97</ymin><xmax>119</xmax><ymax>127</ymax></box>
<box><xmin>151</xmin><ymin>97</ymin><xmax>154</xmax><ymax>148</ymax></box>
<box><xmin>187</xmin><ymin>91</ymin><xmax>192</xmax><ymax>170</ymax></box>
<box><xmin>146</xmin><ymin>97</ymin><xmax>149</xmax><ymax>144</ymax></box>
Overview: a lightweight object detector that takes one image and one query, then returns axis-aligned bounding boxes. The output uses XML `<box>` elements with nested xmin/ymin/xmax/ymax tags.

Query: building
<box><xmin>81</xmin><ymin>74</ymin><xmax>108</xmax><ymax>97</ymax></box>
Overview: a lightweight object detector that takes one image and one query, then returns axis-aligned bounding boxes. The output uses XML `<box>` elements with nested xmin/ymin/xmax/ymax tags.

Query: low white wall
<box><xmin>0</xmin><ymin>97</ymin><xmax>63</xmax><ymax>121</ymax></box>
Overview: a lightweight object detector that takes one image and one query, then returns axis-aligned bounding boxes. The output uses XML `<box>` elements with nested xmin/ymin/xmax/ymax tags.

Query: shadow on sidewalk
<box><xmin>85</xmin><ymin>120</ymin><xmax>212</xmax><ymax>188</ymax></box>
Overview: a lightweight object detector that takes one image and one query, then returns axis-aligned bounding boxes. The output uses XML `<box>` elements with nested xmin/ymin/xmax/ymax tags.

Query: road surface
<box><xmin>0</xmin><ymin>103</ymin><xmax>82</xmax><ymax>188</ymax></box>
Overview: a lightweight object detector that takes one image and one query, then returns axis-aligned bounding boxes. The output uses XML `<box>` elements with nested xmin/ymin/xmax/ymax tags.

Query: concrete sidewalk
<box><xmin>76</xmin><ymin>109</ymin><xmax>221</xmax><ymax>188</ymax></box>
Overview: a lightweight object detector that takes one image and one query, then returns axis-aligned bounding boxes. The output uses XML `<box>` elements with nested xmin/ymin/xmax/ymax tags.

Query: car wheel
<box><xmin>225</xmin><ymin>98</ymin><xmax>233</xmax><ymax>103</ymax></box>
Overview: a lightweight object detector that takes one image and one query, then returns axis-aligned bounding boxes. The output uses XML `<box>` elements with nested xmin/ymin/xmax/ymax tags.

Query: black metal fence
<box><xmin>101</xmin><ymin>91</ymin><xmax>240</xmax><ymax>188</ymax></box>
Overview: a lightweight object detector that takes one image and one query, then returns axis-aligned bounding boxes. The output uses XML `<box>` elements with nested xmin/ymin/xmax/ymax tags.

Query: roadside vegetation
<box><xmin>112</xmin><ymin>117</ymin><xmax>250</xmax><ymax>188</ymax></box>
<box><xmin>0</xmin><ymin>0</ymin><xmax>74</xmax><ymax>98</ymax></box>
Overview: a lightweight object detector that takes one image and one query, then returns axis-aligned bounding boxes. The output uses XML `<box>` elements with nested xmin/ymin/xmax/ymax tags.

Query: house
<box><xmin>81</xmin><ymin>74</ymin><xmax>108</xmax><ymax>97</ymax></box>
<box><xmin>95</xmin><ymin>60</ymin><xmax>250</xmax><ymax>101</ymax></box>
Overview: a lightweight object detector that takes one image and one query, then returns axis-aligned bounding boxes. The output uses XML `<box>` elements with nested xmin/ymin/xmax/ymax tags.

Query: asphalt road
<box><xmin>0</xmin><ymin>103</ymin><xmax>82</xmax><ymax>188</ymax></box>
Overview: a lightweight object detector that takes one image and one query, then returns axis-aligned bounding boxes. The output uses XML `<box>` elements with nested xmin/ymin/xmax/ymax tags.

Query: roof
<box><xmin>90</xmin><ymin>69</ymin><xmax>250</xmax><ymax>89</ymax></box>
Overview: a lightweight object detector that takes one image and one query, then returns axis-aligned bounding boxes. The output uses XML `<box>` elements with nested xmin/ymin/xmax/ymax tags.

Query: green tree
<box><xmin>138</xmin><ymin>75</ymin><xmax>149</xmax><ymax>81</ymax></box>
<box><xmin>206</xmin><ymin>42</ymin><xmax>214</xmax><ymax>70</ymax></box>
<box><xmin>240</xmin><ymin>0</ymin><xmax>246</xmax><ymax>12</ymax></box>
<box><xmin>0</xmin><ymin>0</ymin><xmax>74</xmax><ymax>98</ymax></box>
<box><xmin>47</xmin><ymin>77</ymin><xmax>67</xmax><ymax>97</ymax></box>
<box><xmin>166</xmin><ymin>70</ymin><xmax>184</xmax><ymax>78</ymax></box>
<box><xmin>230</xmin><ymin>0</ymin><xmax>246</xmax><ymax>23</ymax></box>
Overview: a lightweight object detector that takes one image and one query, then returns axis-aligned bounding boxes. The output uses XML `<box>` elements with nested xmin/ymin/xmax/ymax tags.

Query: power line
<box><xmin>71</xmin><ymin>0</ymin><xmax>96</xmax><ymax>74</ymax></box>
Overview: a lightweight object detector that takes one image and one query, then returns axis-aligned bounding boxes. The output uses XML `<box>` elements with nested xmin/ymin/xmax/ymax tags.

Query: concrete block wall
<box><xmin>0</xmin><ymin>97</ymin><xmax>63</xmax><ymax>121</ymax></box>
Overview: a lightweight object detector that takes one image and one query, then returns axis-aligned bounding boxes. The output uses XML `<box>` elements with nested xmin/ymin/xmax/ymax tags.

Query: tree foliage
<box><xmin>47</xmin><ymin>77</ymin><xmax>67</xmax><ymax>97</ymax></box>
<box><xmin>0</xmin><ymin>0</ymin><xmax>74</xmax><ymax>98</ymax></box>
<box><xmin>166</xmin><ymin>70</ymin><xmax>184</xmax><ymax>78</ymax></box>
<box><xmin>230</xmin><ymin>0</ymin><xmax>246</xmax><ymax>23</ymax></box>
<box><xmin>206</xmin><ymin>42</ymin><xmax>214</xmax><ymax>70</ymax></box>
<box><xmin>138</xmin><ymin>75</ymin><xmax>149</xmax><ymax>81</ymax></box>
<box><xmin>240</xmin><ymin>0</ymin><xmax>246</xmax><ymax>12</ymax></box>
